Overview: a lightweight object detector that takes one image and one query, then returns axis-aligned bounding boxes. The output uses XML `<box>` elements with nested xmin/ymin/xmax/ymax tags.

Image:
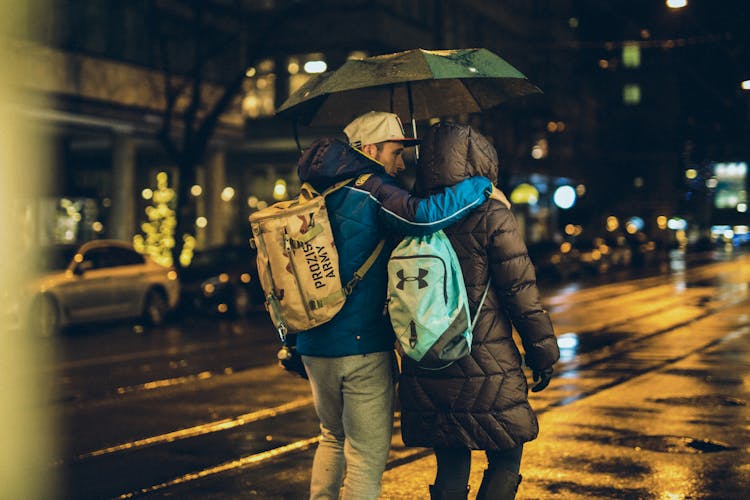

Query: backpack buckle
<box><xmin>344</xmin><ymin>272</ymin><xmax>362</xmax><ymax>296</ymax></box>
<box><xmin>276</xmin><ymin>323</ymin><xmax>288</xmax><ymax>342</ymax></box>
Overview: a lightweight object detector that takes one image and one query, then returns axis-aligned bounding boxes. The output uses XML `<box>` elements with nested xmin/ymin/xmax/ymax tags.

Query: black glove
<box><xmin>277</xmin><ymin>344</ymin><xmax>308</xmax><ymax>379</ymax></box>
<box><xmin>531</xmin><ymin>367</ymin><xmax>553</xmax><ymax>392</ymax></box>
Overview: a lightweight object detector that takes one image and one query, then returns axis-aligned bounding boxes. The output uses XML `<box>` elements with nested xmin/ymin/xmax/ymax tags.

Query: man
<box><xmin>295</xmin><ymin>111</ymin><xmax>506</xmax><ymax>500</ymax></box>
<box><xmin>346</xmin><ymin>111</ymin><xmax>411</xmax><ymax>176</ymax></box>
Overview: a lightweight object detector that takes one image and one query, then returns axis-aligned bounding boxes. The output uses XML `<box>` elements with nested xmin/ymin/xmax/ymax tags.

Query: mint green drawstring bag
<box><xmin>387</xmin><ymin>230</ymin><xmax>490</xmax><ymax>370</ymax></box>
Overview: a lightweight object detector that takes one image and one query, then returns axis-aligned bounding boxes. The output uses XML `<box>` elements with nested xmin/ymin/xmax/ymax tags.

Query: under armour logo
<box><xmin>396</xmin><ymin>268</ymin><xmax>429</xmax><ymax>290</ymax></box>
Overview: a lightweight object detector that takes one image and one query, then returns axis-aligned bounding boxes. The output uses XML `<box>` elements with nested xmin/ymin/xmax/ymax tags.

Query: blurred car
<box><xmin>527</xmin><ymin>241</ymin><xmax>581</xmax><ymax>280</ymax></box>
<box><xmin>179</xmin><ymin>244</ymin><xmax>264</xmax><ymax>316</ymax></box>
<box><xmin>27</xmin><ymin>240</ymin><xmax>179</xmax><ymax>336</ymax></box>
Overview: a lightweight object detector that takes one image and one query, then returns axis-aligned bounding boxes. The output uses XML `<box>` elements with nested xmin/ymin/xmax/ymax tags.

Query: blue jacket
<box><xmin>295</xmin><ymin>138</ymin><xmax>493</xmax><ymax>357</ymax></box>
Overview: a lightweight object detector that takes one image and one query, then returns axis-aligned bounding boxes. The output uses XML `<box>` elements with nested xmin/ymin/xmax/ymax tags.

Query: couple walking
<box><xmin>293</xmin><ymin>110</ymin><xmax>560</xmax><ymax>499</ymax></box>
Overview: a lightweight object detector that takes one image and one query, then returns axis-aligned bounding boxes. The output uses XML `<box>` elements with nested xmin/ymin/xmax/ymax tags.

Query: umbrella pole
<box><xmin>407</xmin><ymin>82</ymin><xmax>419</xmax><ymax>159</ymax></box>
<box><xmin>293</xmin><ymin>118</ymin><xmax>302</xmax><ymax>155</ymax></box>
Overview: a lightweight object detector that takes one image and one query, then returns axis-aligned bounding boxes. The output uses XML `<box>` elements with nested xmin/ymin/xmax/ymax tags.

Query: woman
<box><xmin>399</xmin><ymin>122</ymin><xmax>560</xmax><ymax>500</ymax></box>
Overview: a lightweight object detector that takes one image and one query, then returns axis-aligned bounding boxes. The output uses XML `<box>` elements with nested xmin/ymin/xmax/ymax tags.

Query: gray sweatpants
<box><xmin>302</xmin><ymin>351</ymin><xmax>397</xmax><ymax>500</ymax></box>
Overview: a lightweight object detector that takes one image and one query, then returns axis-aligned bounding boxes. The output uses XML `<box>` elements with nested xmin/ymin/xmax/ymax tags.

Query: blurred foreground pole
<box><xmin>0</xmin><ymin>0</ymin><xmax>56</xmax><ymax>498</ymax></box>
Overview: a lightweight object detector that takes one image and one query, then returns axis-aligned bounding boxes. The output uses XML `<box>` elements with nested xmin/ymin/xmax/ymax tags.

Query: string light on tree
<box><xmin>133</xmin><ymin>171</ymin><xmax>194</xmax><ymax>267</ymax></box>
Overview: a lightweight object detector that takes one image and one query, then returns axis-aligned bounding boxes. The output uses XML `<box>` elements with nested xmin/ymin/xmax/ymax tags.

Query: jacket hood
<box><xmin>297</xmin><ymin>138</ymin><xmax>386</xmax><ymax>192</ymax></box>
<box><xmin>415</xmin><ymin>122</ymin><xmax>498</xmax><ymax>195</ymax></box>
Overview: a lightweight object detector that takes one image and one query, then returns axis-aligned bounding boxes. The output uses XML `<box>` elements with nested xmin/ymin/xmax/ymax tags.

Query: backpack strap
<box><xmin>470</xmin><ymin>279</ymin><xmax>492</xmax><ymax>331</ymax></box>
<box><xmin>290</xmin><ymin>178</ymin><xmax>356</xmax><ymax>247</ymax></box>
<box><xmin>252</xmin><ymin>224</ymin><xmax>288</xmax><ymax>341</ymax></box>
<box><xmin>344</xmin><ymin>239</ymin><xmax>386</xmax><ymax>295</ymax></box>
<box><xmin>299</xmin><ymin>176</ymin><xmax>357</xmax><ymax>201</ymax></box>
<box><xmin>309</xmin><ymin>239</ymin><xmax>386</xmax><ymax>310</ymax></box>
<box><xmin>299</xmin><ymin>175</ymin><xmax>386</xmax><ymax>311</ymax></box>
<box><xmin>322</xmin><ymin>177</ymin><xmax>358</xmax><ymax>196</ymax></box>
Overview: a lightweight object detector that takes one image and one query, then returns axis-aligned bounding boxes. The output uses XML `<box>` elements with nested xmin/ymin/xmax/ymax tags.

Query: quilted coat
<box><xmin>399</xmin><ymin>122</ymin><xmax>560</xmax><ymax>450</ymax></box>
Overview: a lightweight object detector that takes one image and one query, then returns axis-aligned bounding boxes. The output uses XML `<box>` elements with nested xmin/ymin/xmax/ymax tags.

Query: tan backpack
<box><xmin>250</xmin><ymin>177</ymin><xmax>384</xmax><ymax>340</ymax></box>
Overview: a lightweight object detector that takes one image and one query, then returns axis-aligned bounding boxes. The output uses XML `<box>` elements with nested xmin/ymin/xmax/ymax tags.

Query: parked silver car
<box><xmin>28</xmin><ymin>240</ymin><xmax>180</xmax><ymax>336</ymax></box>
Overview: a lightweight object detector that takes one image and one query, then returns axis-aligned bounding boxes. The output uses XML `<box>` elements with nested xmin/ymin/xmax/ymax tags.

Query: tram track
<box><xmin>55</xmin><ymin>255</ymin><xmax>750</xmax><ymax>498</ymax></box>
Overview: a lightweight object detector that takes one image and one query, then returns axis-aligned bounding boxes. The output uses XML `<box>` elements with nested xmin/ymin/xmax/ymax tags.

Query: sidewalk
<box><xmin>379</xmin><ymin>320</ymin><xmax>750</xmax><ymax>498</ymax></box>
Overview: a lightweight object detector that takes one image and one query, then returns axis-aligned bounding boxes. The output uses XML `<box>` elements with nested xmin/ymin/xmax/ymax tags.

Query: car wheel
<box><xmin>232</xmin><ymin>286</ymin><xmax>251</xmax><ymax>317</ymax></box>
<box><xmin>143</xmin><ymin>289</ymin><xmax>168</xmax><ymax>326</ymax></box>
<box><xmin>31</xmin><ymin>294</ymin><xmax>59</xmax><ymax>338</ymax></box>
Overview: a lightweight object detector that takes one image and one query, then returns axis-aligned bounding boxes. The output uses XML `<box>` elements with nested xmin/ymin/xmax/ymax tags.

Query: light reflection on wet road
<box><xmin>49</xmin><ymin>252</ymin><xmax>750</xmax><ymax>499</ymax></box>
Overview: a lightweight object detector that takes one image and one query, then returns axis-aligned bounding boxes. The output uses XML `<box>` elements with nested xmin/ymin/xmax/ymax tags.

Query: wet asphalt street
<box><xmin>47</xmin><ymin>251</ymin><xmax>750</xmax><ymax>499</ymax></box>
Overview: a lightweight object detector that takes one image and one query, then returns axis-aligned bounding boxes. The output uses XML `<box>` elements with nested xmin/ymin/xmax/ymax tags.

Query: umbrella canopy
<box><xmin>277</xmin><ymin>48</ymin><xmax>541</xmax><ymax>127</ymax></box>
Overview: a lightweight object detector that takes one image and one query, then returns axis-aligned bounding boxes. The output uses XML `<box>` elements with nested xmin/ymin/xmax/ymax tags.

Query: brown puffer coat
<box><xmin>399</xmin><ymin>122</ymin><xmax>560</xmax><ymax>450</ymax></box>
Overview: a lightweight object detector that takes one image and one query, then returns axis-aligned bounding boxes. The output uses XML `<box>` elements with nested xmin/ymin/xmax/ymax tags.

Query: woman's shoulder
<box><xmin>484</xmin><ymin>199</ymin><xmax>516</xmax><ymax>225</ymax></box>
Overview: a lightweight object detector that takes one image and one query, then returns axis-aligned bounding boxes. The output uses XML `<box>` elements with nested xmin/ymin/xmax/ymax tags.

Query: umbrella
<box><xmin>277</xmin><ymin>48</ymin><xmax>542</xmax><ymax>130</ymax></box>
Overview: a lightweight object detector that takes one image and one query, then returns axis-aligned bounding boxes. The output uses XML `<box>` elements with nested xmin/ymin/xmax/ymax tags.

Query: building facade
<box><xmin>12</xmin><ymin>0</ymin><xmax>746</xmax><ymax>253</ymax></box>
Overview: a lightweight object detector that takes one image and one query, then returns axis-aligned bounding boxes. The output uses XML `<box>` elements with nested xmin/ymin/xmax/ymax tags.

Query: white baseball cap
<box><xmin>344</xmin><ymin>111</ymin><xmax>420</xmax><ymax>148</ymax></box>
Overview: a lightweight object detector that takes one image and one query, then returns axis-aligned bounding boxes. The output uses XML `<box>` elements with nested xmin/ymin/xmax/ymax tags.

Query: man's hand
<box><xmin>531</xmin><ymin>367</ymin><xmax>553</xmax><ymax>392</ymax></box>
<box><xmin>490</xmin><ymin>186</ymin><xmax>511</xmax><ymax>209</ymax></box>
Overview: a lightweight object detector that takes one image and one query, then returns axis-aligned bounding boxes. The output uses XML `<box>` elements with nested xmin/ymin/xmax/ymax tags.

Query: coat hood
<box><xmin>297</xmin><ymin>138</ymin><xmax>386</xmax><ymax>192</ymax></box>
<box><xmin>415</xmin><ymin>122</ymin><xmax>498</xmax><ymax>195</ymax></box>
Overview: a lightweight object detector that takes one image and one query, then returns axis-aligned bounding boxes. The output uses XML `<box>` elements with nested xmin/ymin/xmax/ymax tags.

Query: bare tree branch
<box><xmin>146</xmin><ymin>0</ymin><xmax>312</xmax><ymax>266</ymax></box>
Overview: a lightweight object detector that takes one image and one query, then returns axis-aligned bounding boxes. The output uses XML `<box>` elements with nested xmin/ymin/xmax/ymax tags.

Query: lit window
<box><xmin>531</xmin><ymin>138</ymin><xmax>548</xmax><ymax>160</ymax></box>
<box><xmin>221</xmin><ymin>187</ymin><xmax>236</xmax><ymax>202</ymax></box>
<box><xmin>666</xmin><ymin>0</ymin><xmax>687</xmax><ymax>9</ymax></box>
<box><xmin>288</xmin><ymin>53</ymin><xmax>327</xmax><ymax>95</ymax></box>
<box><xmin>273</xmin><ymin>179</ymin><xmax>288</xmax><ymax>201</ymax></box>
<box><xmin>509</xmin><ymin>183</ymin><xmax>539</xmax><ymax>205</ymax></box>
<box><xmin>623</xmin><ymin>84</ymin><xmax>641</xmax><ymax>105</ymax></box>
<box><xmin>553</xmin><ymin>186</ymin><xmax>576</xmax><ymax>209</ymax></box>
<box><xmin>242</xmin><ymin>59</ymin><xmax>275</xmax><ymax>119</ymax></box>
<box><xmin>606</xmin><ymin>216</ymin><xmax>619</xmax><ymax>232</ymax></box>
<box><xmin>287</xmin><ymin>57</ymin><xmax>300</xmax><ymax>75</ymax></box>
<box><xmin>304</xmin><ymin>60</ymin><xmax>327</xmax><ymax>74</ymax></box>
<box><xmin>623</xmin><ymin>43</ymin><xmax>641</xmax><ymax>68</ymax></box>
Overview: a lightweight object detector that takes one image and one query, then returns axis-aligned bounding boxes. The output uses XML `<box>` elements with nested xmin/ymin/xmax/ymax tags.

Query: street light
<box><xmin>553</xmin><ymin>185</ymin><xmax>576</xmax><ymax>209</ymax></box>
<box><xmin>666</xmin><ymin>0</ymin><xmax>687</xmax><ymax>8</ymax></box>
<box><xmin>303</xmin><ymin>60</ymin><xmax>327</xmax><ymax>74</ymax></box>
